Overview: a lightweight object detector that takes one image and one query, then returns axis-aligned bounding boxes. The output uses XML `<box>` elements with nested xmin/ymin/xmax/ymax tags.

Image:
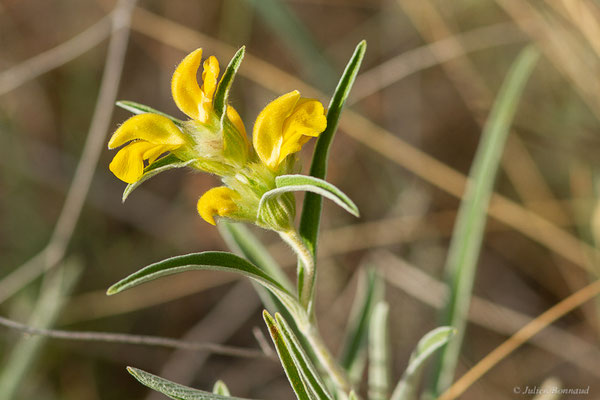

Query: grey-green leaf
<box><xmin>122</xmin><ymin>154</ymin><xmax>197</xmax><ymax>201</ymax></box>
<box><xmin>368</xmin><ymin>302</ymin><xmax>390</xmax><ymax>400</ymax></box>
<box><xmin>127</xmin><ymin>367</ymin><xmax>249</xmax><ymax>400</ymax></box>
<box><xmin>116</xmin><ymin>100</ymin><xmax>184</xmax><ymax>127</ymax></box>
<box><xmin>259</xmin><ymin>175</ymin><xmax>359</xmax><ymax>220</ymax></box>
<box><xmin>263</xmin><ymin>311</ymin><xmax>311</xmax><ymax>400</ymax></box>
<box><xmin>107</xmin><ymin>251</ymin><xmax>307</xmax><ymax>326</ymax></box>
<box><xmin>391</xmin><ymin>327</ymin><xmax>455</xmax><ymax>400</ymax></box>
<box><xmin>213</xmin><ymin>46</ymin><xmax>245</xmax><ymax>119</ymax></box>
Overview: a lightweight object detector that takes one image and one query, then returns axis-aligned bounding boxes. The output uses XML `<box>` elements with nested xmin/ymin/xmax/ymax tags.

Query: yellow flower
<box><xmin>253</xmin><ymin>90</ymin><xmax>327</xmax><ymax>170</ymax></box>
<box><xmin>108</xmin><ymin>114</ymin><xmax>186</xmax><ymax>184</ymax></box>
<box><xmin>109</xmin><ymin>48</ymin><xmax>250</xmax><ymax>184</ymax></box>
<box><xmin>197</xmin><ymin>186</ymin><xmax>241</xmax><ymax>225</ymax></box>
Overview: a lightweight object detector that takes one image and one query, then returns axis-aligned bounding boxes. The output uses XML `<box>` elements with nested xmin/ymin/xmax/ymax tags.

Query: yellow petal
<box><xmin>109</xmin><ymin>141</ymin><xmax>155</xmax><ymax>184</ymax></box>
<box><xmin>108</xmin><ymin>113</ymin><xmax>186</xmax><ymax>149</ymax></box>
<box><xmin>110</xmin><ymin>141</ymin><xmax>180</xmax><ymax>184</ymax></box>
<box><xmin>171</xmin><ymin>48</ymin><xmax>204</xmax><ymax>120</ymax></box>
<box><xmin>253</xmin><ymin>90</ymin><xmax>301</xmax><ymax>169</ymax></box>
<box><xmin>198</xmin><ymin>56</ymin><xmax>220</xmax><ymax>122</ymax></box>
<box><xmin>197</xmin><ymin>187</ymin><xmax>240</xmax><ymax>225</ymax></box>
<box><xmin>278</xmin><ymin>98</ymin><xmax>327</xmax><ymax>165</ymax></box>
<box><xmin>201</xmin><ymin>56</ymin><xmax>220</xmax><ymax>100</ymax></box>
<box><xmin>226</xmin><ymin>105</ymin><xmax>249</xmax><ymax>145</ymax></box>
<box><xmin>143</xmin><ymin>143</ymin><xmax>179</xmax><ymax>165</ymax></box>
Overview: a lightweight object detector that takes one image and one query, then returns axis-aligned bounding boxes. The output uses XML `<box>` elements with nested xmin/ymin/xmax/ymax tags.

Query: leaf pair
<box><xmin>263</xmin><ymin>311</ymin><xmax>334</xmax><ymax>400</ymax></box>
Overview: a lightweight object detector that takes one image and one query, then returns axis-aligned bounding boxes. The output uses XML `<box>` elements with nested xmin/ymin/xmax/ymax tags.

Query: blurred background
<box><xmin>2</xmin><ymin>0</ymin><xmax>600</xmax><ymax>399</ymax></box>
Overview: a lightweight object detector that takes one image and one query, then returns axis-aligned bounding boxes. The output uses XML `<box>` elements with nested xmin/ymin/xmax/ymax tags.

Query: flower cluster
<box><xmin>108</xmin><ymin>48</ymin><xmax>327</xmax><ymax>231</ymax></box>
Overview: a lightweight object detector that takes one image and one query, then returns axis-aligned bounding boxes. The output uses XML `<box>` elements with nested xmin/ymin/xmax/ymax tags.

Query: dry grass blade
<box><xmin>496</xmin><ymin>0</ymin><xmax>600</xmax><ymax>119</ymax></box>
<box><xmin>351</xmin><ymin>22</ymin><xmax>524</xmax><ymax>104</ymax></box>
<box><xmin>144</xmin><ymin>282</ymin><xmax>262</xmax><ymax>400</ymax></box>
<box><xmin>375</xmin><ymin>250</ymin><xmax>600</xmax><ymax>378</ymax></box>
<box><xmin>0</xmin><ymin>15</ymin><xmax>112</xmax><ymax>96</ymax></box>
<box><xmin>129</xmin><ymin>7</ymin><xmax>599</xmax><ymax>275</ymax></box>
<box><xmin>0</xmin><ymin>0</ymin><xmax>138</xmax><ymax>305</ymax></box>
<box><xmin>397</xmin><ymin>0</ymin><xmax>571</xmax><ymax>224</ymax></box>
<box><xmin>0</xmin><ymin>315</ymin><xmax>266</xmax><ymax>358</ymax></box>
<box><xmin>438</xmin><ymin>279</ymin><xmax>600</xmax><ymax>400</ymax></box>
<box><xmin>62</xmin><ymin>273</ymin><xmax>237</xmax><ymax>324</ymax></box>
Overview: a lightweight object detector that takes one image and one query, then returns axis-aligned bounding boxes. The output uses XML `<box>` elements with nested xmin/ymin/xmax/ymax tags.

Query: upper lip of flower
<box><xmin>171</xmin><ymin>48</ymin><xmax>220</xmax><ymax>124</ymax></box>
<box><xmin>252</xmin><ymin>90</ymin><xmax>327</xmax><ymax>170</ymax></box>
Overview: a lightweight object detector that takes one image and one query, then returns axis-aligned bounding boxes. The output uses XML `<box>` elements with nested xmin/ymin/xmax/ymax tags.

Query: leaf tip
<box><xmin>106</xmin><ymin>284</ymin><xmax>120</xmax><ymax>296</ymax></box>
<box><xmin>262</xmin><ymin>309</ymin><xmax>272</xmax><ymax>321</ymax></box>
<box><xmin>126</xmin><ymin>366</ymin><xmax>141</xmax><ymax>379</ymax></box>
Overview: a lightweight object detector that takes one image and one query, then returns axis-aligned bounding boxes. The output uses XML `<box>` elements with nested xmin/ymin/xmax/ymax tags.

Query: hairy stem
<box><xmin>303</xmin><ymin>325</ymin><xmax>353</xmax><ymax>396</ymax></box>
<box><xmin>280</xmin><ymin>229</ymin><xmax>354</xmax><ymax>396</ymax></box>
<box><xmin>280</xmin><ymin>229</ymin><xmax>314</xmax><ymax>310</ymax></box>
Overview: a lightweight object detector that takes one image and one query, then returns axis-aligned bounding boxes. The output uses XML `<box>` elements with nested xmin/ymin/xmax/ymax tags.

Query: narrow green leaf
<box><xmin>263</xmin><ymin>311</ymin><xmax>311</xmax><ymax>400</ymax></box>
<box><xmin>259</xmin><ymin>175</ymin><xmax>359</xmax><ymax>220</ymax></box>
<box><xmin>116</xmin><ymin>100</ymin><xmax>184</xmax><ymax>126</ymax></box>
<box><xmin>212</xmin><ymin>380</ymin><xmax>231</xmax><ymax>396</ymax></box>
<box><xmin>368</xmin><ymin>302</ymin><xmax>390</xmax><ymax>400</ymax></box>
<box><xmin>339</xmin><ymin>268</ymin><xmax>383</xmax><ymax>383</ymax></box>
<box><xmin>298</xmin><ymin>40</ymin><xmax>366</xmax><ymax>305</ymax></box>
<box><xmin>391</xmin><ymin>327</ymin><xmax>456</xmax><ymax>400</ymax></box>
<box><xmin>122</xmin><ymin>155</ymin><xmax>197</xmax><ymax>201</ymax></box>
<box><xmin>127</xmin><ymin>367</ymin><xmax>248</xmax><ymax>400</ymax></box>
<box><xmin>275</xmin><ymin>313</ymin><xmax>334</xmax><ymax>400</ymax></box>
<box><xmin>107</xmin><ymin>251</ymin><xmax>307</xmax><ymax>326</ymax></box>
<box><xmin>432</xmin><ymin>46</ymin><xmax>540</xmax><ymax>394</ymax></box>
<box><xmin>214</xmin><ymin>46</ymin><xmax>245</xmax><ymax>119</ymax></box>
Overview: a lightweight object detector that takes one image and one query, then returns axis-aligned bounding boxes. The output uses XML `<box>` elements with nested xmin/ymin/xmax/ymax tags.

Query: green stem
<box><xmin>280</xmin><ymin>229</ymin><xmax>355</xmax><ymax>397</ymax></box>
<box><xmin>303</xmin><ymin>325</ymin><xmax>353</xmax><ymax>396</ymax></box>
<box><xmin>279</xmin><ymin>229</ymin><xmax>314</xmax><ymax>310</ymax></box>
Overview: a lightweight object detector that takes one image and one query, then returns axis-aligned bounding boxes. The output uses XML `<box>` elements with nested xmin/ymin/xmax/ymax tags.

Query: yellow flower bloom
<box><xmin>253</xmin><ymin>90</ymin><xmax>327</xmax><ymax>170</ymax></box>
<box><xmin>109</xmin><ymin>48</ymin><xmax>251</xmax><ymax>184</ymax></box>
<box><xmin>109</xmin><ymin>47</ymin><xmax>328</xmax><ymax>232</ymax></box>
<box><xmin>108</xmin><ymin>114</ymin><xmax>186</xmax><ymax>184</ymax></box>
<box><xmin>170</xmin><ymin>48</ymin><xmax>249</xmax><ymax>166</ymax></box>
<box><xmin>197</xmin><ymin>186</ymin><xmax>241</xmax><ymax>225</ymax></box>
